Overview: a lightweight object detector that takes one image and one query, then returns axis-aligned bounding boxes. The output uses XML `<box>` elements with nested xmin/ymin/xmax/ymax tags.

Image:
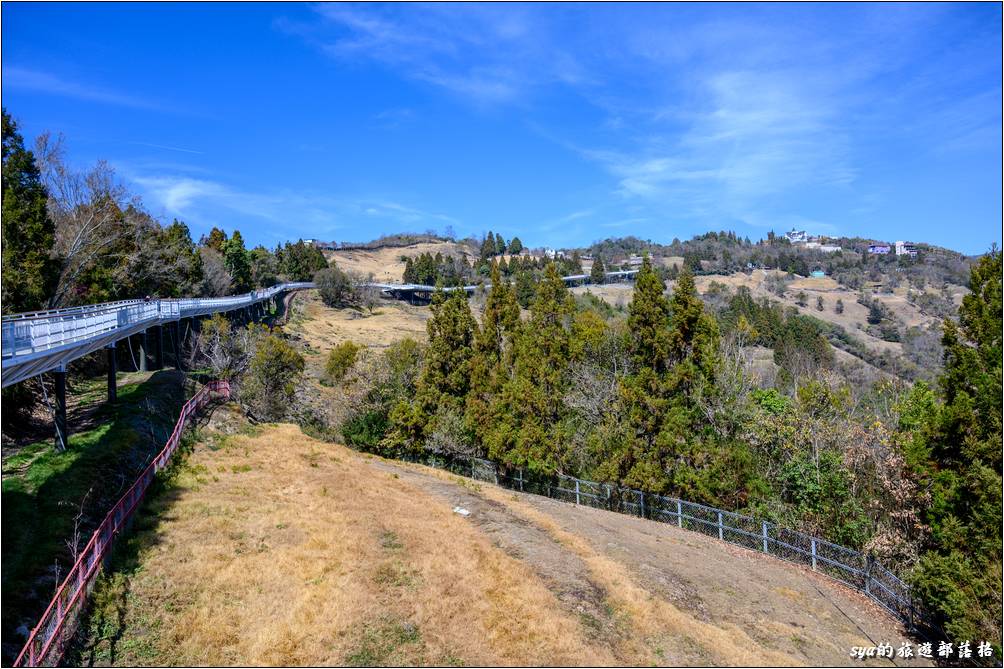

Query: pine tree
<box><xmin>2</xmin><ymin>109</ymin><xmax>58</xmax><ymax>314</ymax></box>
<box><xmin>495</xmin><ymin>232</ymin><xmax>506</xmax><ymax>256</ymax></box>
<box><xmin>590</xmin><ymin>255</ymin><xmax>606</xmax><ymax>284</ymax></box>
<box><xmin>509</xmin><ymin>236</ymin><xmax>523</xmax><ymax>255</ymax></box>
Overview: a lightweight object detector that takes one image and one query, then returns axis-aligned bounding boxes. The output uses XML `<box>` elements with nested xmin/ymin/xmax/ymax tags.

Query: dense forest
<box><xmin>334</xmin><ymin>255</ymin><xmax>1001</xmax><ymax>655</ymax></box>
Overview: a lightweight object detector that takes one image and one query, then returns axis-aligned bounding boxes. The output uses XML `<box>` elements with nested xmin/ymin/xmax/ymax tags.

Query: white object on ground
<box><xmin>453</xmin><ymin>506</ymin><xmax>471</xmax><ymax>516</ymax></box>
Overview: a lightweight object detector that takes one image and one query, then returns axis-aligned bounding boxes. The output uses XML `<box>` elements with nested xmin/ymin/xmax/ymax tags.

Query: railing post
<box><xmin>676</xmin><ymin>500</ymin><xmax>682</xmax><ymax>528</ymax></box>
<box><xmin>638</xmin><ymin>490</ymin><xmax>645</xmax><ymax>518</ymax></box>
<box><xmin>518</xmin><ymin>468</ymin><xmax>523</xmax><ymax>492</ymax></box>
<box><xmin>762</xmin><ymin>521</ymin><xmax>769</xmax><ymax>553</ymax></box>
<box><xmin>717</xmin><ymin>511</ymin><xmax>724</xmax><ymax>541</ymax></box>
<box><xmin>811</xmin><ymin>539</ymin><xmax>817</xmax><ymax>571</ymax></box>
<box><xmin>864</xmin><ymin>556</ymin><xmax>873</xmax><ymax>594</ymax></box>
<box><xmin>575</xmin><ymin>479</ymin><xmax>580</xmax><ymax>505</ymax></box>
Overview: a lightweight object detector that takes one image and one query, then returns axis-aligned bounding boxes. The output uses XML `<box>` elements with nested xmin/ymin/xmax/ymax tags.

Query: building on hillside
<box><xmin>785</xmin><ymin>229</ymin><xmax>808</xmax><ymax>243</ymax></box>
<box><xmin>805</xmin><ymin>241</ymin><xmax>842</xmax><ymax>253</ymax></box>
<box><xmin>810</xmin><ymin>269</ymin><xmax>827</xmax><ymax>278</ymax></box>
<box><xmin>627</xmin><ymin>254</ymin><xmax>644</xmax><ymax>267</ymax></box>
<box><xmin>895</xmin><ymin>241</ymin><xmax>918</xmax><ymax>256</ymax></box>
<box><xmin>543</xmin><ymin>248</ymin><xmax>566</xmax><ymax>260</ymax></box>
<box><xmin>868</xmin><ymin>244</ymin><xmax>892</xmax><ymax>254</ymax></box>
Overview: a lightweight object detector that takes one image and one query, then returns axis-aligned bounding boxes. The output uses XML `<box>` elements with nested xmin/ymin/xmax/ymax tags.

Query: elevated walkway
<box><xmin>1</xmin><ymin>282</ymin><xmax>314</xmax><ymax>388</ymax></box>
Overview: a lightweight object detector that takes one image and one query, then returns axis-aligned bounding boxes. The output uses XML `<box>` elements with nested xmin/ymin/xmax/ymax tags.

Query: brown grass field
<box><xmin>74</xmin><ymin>421</ymin><xmax>920</xmax><ymax>667</ymax></box>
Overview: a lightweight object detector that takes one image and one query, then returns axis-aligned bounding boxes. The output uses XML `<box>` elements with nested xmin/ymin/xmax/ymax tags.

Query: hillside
<box><xmin>323</xmin><ymin>241</ymin><xmax>477</xmax><ymax>282</ymax></box>
<box><xmin>71</xmin><ymin>421</ymin><xmax>919</xmax><ymax>666</ymax></box>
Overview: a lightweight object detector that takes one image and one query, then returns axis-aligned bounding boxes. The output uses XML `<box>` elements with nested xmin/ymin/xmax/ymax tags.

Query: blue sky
<box><xmin>2</xmin><ymin>2</ymin><xmax>1001</xmax><ymax>254</ymax></box>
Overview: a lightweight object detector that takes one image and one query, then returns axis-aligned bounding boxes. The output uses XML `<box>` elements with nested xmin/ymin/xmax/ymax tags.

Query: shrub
<box><xmin>241</xmin><ymin>334</ymin><xmax>305</xmax><ymax>421</ymax></box>
<box><xmin>342</xmin><ymin>409</ymin><xmax>389</xmax><ymax>449</ymax></box>
<box><xmin>315</xmin><ymin>265</ymin><xmax>356</xmax><ymax>308</ymax></box>
<box><xmin>326</xmin><ymin>341</ymin><xmax>361</xmax><ymax>383</ymax></box>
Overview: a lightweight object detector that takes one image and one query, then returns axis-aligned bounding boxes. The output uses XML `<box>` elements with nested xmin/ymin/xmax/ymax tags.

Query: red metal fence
<box><xmin>13</xmin><ymin>380</ymin><xmax>231</xmax><ymax>667</ymax></box>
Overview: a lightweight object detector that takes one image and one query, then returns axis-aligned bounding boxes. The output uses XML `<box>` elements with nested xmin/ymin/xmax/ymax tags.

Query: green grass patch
<box><xmin>1</xmin><ymin>370</ymin><xmax>190</xmax><ymax>663</ymax></box>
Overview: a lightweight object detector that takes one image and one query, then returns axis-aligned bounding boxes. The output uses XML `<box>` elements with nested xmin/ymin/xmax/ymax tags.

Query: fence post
<box><xmin>575</xmin><ymin>479</ymin><xmax>580</xmax><ymax>505</ymax></box>
<box><xmin>518</xmin><ymin>468</ymin><xmax>524</xmax><ymax>492</ymax></box>
<box><xmin>762</xmin><ymin>521</ymin><xmax>769</xmax><ymax>553</ymax></box>
<box><xmin>717</xmin><ymin>511</ymin><xmax>724</xmax><ymax>541</ymax></box>
<box><xmin>811</xmin><ymin>539</ymin><xmax>817</xmax><ymax>571</ymax></box>
<box><xmin>676</xmin><ymin>500</ymin><xmax>682</xmax><ymax>528</ymax></box>
<box><xmin>638</xmin><ymin>490</ymin><xmax>645</xmax><ymax>518</ymax></box>
<box><xmin>864</xmin><ymin>556</ymin><xmax>873</xmax><ymax>595</ymax></box>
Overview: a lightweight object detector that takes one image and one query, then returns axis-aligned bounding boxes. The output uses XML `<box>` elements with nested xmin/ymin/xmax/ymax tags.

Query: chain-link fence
<box><xmin>404</xmin><ymin>451</ymin><xmax>926</xmax><ymax>635</ymax></box>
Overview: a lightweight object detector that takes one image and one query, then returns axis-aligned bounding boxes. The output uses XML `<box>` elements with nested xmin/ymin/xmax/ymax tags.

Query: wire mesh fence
<box><xmin>405</xmin><ymin>450</ymin><xmax>924</xmax><ymax>635</ymax></box>
<box><xmin>13</xmin><ymin>381</ymin><xmax>230</xmax><ymax>668</ymax></box>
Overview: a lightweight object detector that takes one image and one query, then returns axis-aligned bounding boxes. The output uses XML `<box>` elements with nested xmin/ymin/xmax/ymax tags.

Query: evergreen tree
<box><xmin>386</xmin><ymin>289</ymin><xmax>477</xmax><ymax>451</ymax></box>
<box><xmin>590</xmin><ymin>255</ymin><xmax>606</xmax><ymax>284</ymax></box>
<box><xmin>222</xmin><ymin>230</ymin><xmax>252</xmax><ymax>291</ymax></box>
<box><xmin>2</xmin><ymin>109</ymin><xmax>58</xmax><ymax>314</ymax></box>
<box><xmin>466</xmin><ymin>263</ymin><xmax>520</xmax><ymax>445</ymax></box>
<box><xmin>495</xmin><ymin>232</ymin><xmax>506</xmax><ymax>256</ymax></box>
<box><xmin>203</xmin><ymin>227</ymin><xmax>228</xmax><ymax>252</ymax></box>
<box><xmin>509</xmin><ymin>236</ymin><xmax>523</xmax><ymax>255</ymax></box>
<box><xmin>480</xmin><ymin>231</ymin><xmax>496</xmax><ymax>261</ymax></box>
<box><xmin>485</xmin><ymin>264</ymin><xmax>573</xmax><ymax>473</ymax></box>
<box><xmin>627</xmin><ymin>256</ymin><xmax>671</xmax><ymax>372</ymax></box>
<box><xmin>910</xmin><ymin>249</ymin><xmax>1002</xmax><ymax>647</ymax></box>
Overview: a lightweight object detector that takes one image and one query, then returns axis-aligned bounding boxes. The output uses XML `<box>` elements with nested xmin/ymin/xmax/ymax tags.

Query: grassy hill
<box><xmin>69</xmin><ymin>421</ymin><xmax>917</xmax><ymax>666</ymax></box>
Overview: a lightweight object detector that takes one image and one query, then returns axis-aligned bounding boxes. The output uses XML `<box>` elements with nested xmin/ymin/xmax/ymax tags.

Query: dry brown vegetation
<box><xmin>76</xmin><ymin>422</ymin><xmax>919</xmax><ymax>667</ymax></box>
<box><xmin>323</xmin><ymin>241</ymin><xmax>476</xmax><ymax>282</ymax></box>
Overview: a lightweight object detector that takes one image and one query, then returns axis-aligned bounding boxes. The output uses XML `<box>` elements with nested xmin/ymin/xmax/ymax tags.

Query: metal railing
<box><xmin>404</xmin><ymin>451</ymin><xmax>926</xmax><ymax>635</ymax></box>
<box><xmin>12</xmin><ymin>381</ymin><xmax>231</xmax><ymax>668</ymax></box>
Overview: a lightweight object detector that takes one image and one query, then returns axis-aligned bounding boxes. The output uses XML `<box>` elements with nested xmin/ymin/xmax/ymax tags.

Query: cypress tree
<box><xmin>386</xmin><ymin>288</ymin><xmax>477</xmax><ymax>452</ymax></box>
<box><xmin>590</xmin><ymin>255</ymin><xmax>606</xmax><ymax>284</ymax></box>
<box><xmin>910</xmin><ymin>249</ymin><xmax>1002</xmax><ymax>646</ymax></box>
<box><xmin>485</xmin><ymin>263</ymin><xmax>573</xmax><ymax>473</ymax></box>
<box><xmin>466</xmin><ymin>262</ymin><xmax>520</xmax><ymax>445</ymax></box>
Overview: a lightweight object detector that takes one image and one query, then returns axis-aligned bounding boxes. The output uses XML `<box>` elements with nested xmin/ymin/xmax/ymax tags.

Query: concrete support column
<box><xmin>138</xmin><ymin>330</ymin><xmax>149</xmax><ymax>372</ymax></box>
<box><xmin>172</xmin><ymin>321</ymin><xmax>183</xmax><ymax>369</ymax></box>
<box><xmin>54</xmin><ymin>368</ymin><xmax>68</xmax><ymax>451</ymax></box>
<box><xmin>106</xmin><ymin>343</ymin><xmax>117</xmax><ymax>402</ymax></box>
<box><xmin>153</xmin><ymin>325</ymin><xmax>164</xmax><ymax>370</ymax></box>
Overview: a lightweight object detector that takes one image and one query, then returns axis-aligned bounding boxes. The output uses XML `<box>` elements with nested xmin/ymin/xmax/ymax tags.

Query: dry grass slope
<box><xmin>76</xmin><ymin>422</ymin><xmax>918</xmax><ymax>667</ymax></box>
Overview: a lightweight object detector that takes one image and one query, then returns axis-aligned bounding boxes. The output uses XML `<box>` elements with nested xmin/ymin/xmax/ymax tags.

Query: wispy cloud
<box><xmin>2</xmin><ymin>66</ymin><xmax>164</xmax><ymax>111</ymax></box>
<box><xmin>129</xmin><ymin>141</ymin><xmax>205</xmax><ymax>155</ymax></box>
<box><xmin>126</xmin><ymin>170</ymin><xmax>460</xmax><ymax>241</ymax></box>
<box><xmin>277</xmin><ymin>4</ymin><xmax>587</xmax><ymax>105</ymax></box>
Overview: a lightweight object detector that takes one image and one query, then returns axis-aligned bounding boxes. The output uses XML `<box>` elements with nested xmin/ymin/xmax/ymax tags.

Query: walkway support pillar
<box><xmin>154</xmin><ymin>325</ymin><xmax>164</xmax><ymax>370</ymax></box>
<box><xmin>138</xmin><ymin>330</ymin><xmax>148</xmax><ymax>372</ymax></box>
<box><xmin>172</xmin><ymin>321</ymin><xmax>183</xmax><ymax>369</ymax></box>
<box><xmin>54</xmin><ymin>367</ymin><xmax>68</xmax><ymax>451</ymax></box>
<box><xmin>106</xmin><ymin>343</ymin><xmax>117</xmax><ymax>402</ymax></box>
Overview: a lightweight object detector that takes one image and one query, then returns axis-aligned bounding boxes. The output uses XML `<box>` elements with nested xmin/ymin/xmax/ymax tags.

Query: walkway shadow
<box><xmin>1</xmin><ymin>370</ymin><xmax>193</xmax><ymax>665</ymax></box>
